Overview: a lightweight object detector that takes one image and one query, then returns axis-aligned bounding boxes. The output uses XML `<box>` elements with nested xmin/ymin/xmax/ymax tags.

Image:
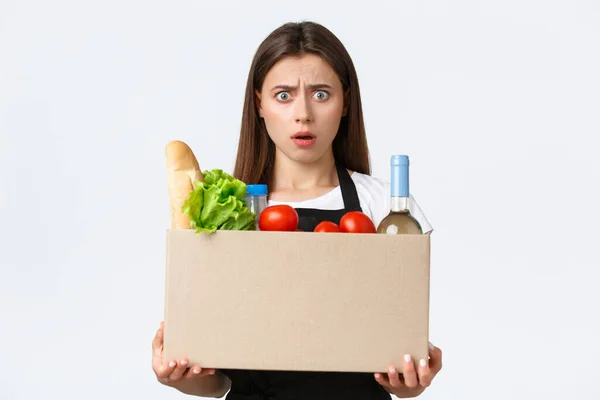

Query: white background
<box><xmin>1</xmin><ymin>0</ymin><xmax>599</xmax><ymax>399</ymax></box>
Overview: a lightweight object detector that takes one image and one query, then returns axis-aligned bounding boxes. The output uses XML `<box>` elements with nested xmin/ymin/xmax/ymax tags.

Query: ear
<box><xmin>255</xmin><ymin>89</ymin><xmax>264</xmax><ymax>118</ymax></box>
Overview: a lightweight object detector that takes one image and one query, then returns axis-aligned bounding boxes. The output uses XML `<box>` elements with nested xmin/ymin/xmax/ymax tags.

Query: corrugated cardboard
<box><xmin>163</xmin><ymin>229</ymin><xmax>430</xmax><ymax>373</ymax></box>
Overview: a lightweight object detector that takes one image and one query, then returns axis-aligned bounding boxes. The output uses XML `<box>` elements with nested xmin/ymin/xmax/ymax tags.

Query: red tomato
<box><xmin>258</xmin><ymin>205</ymin><xmax>299</xmax><ymax>231</ymax></box>
<box><xmin>314</xmin><ymin>221</ymin><xmax>341</xmax><ymax>233</ymax></box>
<box><xmin>339</xmin><ymin>211</ymin><xmax>376</xmax><ymax>233</ymax></box>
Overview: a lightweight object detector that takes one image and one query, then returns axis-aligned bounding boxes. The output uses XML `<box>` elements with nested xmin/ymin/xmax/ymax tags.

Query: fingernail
<box><xmin>168</xmin><ymin>361</ymin><xmax>176</xmax><ymax>368</ymax></box>
<box><xmin>429</xmin><ymin>341</ymin><xmax>434</xmax><ymax>351</ymax></box>
<box><xmin>209</xmin><ymin>370</ymin><xmax>215</xmax><ymax>375</ymax></box>
<box><xmin>193</xmin><ymin>368</ymin><xmax>200</xmax><ymax>374</ymax></box>
<box><xmin>374</xmin><ymin>373</ymin><xmax>381</xmax><ymax>379</ymax></box>
<box><xmin>420</xmin><ymin>358</ymin><xmax>427</xmax><ymax>367</ymax></box>
<box><xmin>389</xmin><ymin>366</ymin><xmax>396</xmax><ymax>374</ymax></box>
<box><xmin>404</xmin><ymin>354</ymin><xmax>412</xmax><ymax>363</ymax></box>
<box><xmin>180</xmin><ymin>360</ymin><xmax>188</xmax><ymax>366</ymax></box>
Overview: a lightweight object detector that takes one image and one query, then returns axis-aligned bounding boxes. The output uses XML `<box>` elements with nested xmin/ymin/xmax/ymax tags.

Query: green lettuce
<box><xmin>181</xmin><ymin>169</ymin><xmax>256</xmax><ymax>233</ymax></box>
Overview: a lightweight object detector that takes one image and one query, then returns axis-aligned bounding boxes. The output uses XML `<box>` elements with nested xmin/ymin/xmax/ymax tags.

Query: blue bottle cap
<box><xmin>246</xmin><ymin>184</ymin><xmax>268</xmax><ymax>196</ymax></box>
<box><xmin>391</xmin><ymin>155</ymin><xmax>409</xmax><ymax>166</ymax></box>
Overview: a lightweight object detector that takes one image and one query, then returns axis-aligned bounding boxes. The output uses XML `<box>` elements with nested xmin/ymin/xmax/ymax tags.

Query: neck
<box><xmin>271</xmin><ymin>148</ymin><xmax>337</xmax><ymax>191</ymax></box>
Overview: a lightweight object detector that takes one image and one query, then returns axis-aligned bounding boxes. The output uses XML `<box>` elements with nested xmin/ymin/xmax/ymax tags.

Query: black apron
<box><xmin>220</xmin><ymin>163</ymin><xmax>391</xmax><ymax>400</ymax></box>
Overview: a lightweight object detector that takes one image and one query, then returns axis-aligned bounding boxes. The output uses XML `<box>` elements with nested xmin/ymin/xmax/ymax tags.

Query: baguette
<box><xmin>165</xmin><ymin>140</ymin><xmax>203</xmax><ymax>229</ymax></box>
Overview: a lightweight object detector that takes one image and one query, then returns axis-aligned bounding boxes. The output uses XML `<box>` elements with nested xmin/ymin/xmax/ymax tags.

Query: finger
<box><xmin>183</xmin><ymin>365</ymin><xmax>203</xmax><ymax>379</ymax></box>
<box><xmin>168</xmin><ymin>358</ymin><xmax>189</xmax><ymax>381</ymax></box>
<box><xmin>202</xmin><ymin>368</ymin><xmax>217</xmax><ymax>376</ymax></box>
<box><xmin>402</xmin><ymin>354</ymin><xmax>419</xmax><ymax>388</ymax></box>
<box><xmin>428</xmin><ymin>342</ymin><xmax>443</xmax><ymax>373</ymax></box>
<box><xmin>152</xmin><ymin>322</ymin><xmax>164</xmax><ymax>356</ymax></box>
<box><xmin>151</xmin><ymin>323</ymin><xmax>165</xmax><ymax>373</ymax></box>
<box><xmin>152</xmin><ymin>352</ymin><xmax>163</xmax><ymax>374</ymax></box>
<box><xmin>156</xmin><ymin>359</ymin><xmax>177</xmax><ymax>380</ymax></box>
<box><xmin>374</xmin><ymin>372</ymin><xmax>391</xmax><ymax>389</ymax></box>
<box><xmin>417</xmin><ymin>357</ymin><xmax>433</xmax><ymax>387</ymax></box>
<box><xmin>386</xmin><ymin>365</ymin><xmax>404</xmax><ymax>388</ymax></box>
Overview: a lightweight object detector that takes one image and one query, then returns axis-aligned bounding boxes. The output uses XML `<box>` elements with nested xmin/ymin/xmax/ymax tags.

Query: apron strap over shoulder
<box><xmin>335</xmin><ymin>162</ymin><xmax>361</xmax><ymax>211</ymax></box>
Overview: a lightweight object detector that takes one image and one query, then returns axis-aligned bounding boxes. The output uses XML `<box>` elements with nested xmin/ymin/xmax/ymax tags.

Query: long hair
<box><xmin>233</xmin><ymin>21</ymin><xmax>371</xmax><ymax>185</ymax></box>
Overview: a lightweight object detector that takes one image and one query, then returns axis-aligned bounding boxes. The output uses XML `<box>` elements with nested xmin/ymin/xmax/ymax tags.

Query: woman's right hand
<box><xmin>152</xmin><ymin>321</ymin><xmax>217</xmax><ymax>388</ymax></box>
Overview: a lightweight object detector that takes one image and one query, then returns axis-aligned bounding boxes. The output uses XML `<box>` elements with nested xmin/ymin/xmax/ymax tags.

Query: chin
<box><xmin>285</xmin><ymin>148</ymin><xmax>332</xmax><ymax>164</ymax></box>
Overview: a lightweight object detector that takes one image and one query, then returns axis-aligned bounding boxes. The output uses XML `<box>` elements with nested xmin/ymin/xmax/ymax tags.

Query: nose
<box><xmin>293</xmin><ymin>94</ymin><xmax>313</xmax><ymax>123</ymax></box>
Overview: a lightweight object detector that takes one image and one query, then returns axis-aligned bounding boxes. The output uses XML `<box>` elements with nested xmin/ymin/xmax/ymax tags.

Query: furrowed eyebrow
<box><xmin>270</xmin><ymin>84</ymin><xmax>333</xmax><ymax>92</ymax></box>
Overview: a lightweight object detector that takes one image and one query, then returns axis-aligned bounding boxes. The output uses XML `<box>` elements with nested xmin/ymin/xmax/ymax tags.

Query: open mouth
<box><xmin>291</xmin><ymin>133</ymin><xmax>316</xmax><ymax>147</ymax></box>
<box><xmin>292</xmin><ymin>131</ymin><xmax>315</xmax><ymax>139</ymax></box>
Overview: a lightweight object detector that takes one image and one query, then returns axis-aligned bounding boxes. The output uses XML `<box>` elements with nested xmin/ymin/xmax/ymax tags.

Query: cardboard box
<box><xmin>163</xmin><ymin>229</ymin><xmax>430</xmax><ymax>373</ymax></box>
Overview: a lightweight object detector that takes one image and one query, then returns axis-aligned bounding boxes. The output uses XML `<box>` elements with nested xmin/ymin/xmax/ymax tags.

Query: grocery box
<box><xmin>162</xmin><ymin>228</ymin><xmax>431</xmax><ymax>373</ymax></box>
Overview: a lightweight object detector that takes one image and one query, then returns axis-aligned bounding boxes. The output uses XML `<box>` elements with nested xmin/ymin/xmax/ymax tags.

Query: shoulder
<box><xmin>350</xmin><ymin>171</ymin><xmax>434</xmax><ymax>234</ymax></box>
<box><xmin>349</xmin><ymin>171</ymin><xmax>390</xmax><ymax>229</ymax></box>
<box><xmin>350</xmin><ymin>170</ymin><xmax>389</xmax><ymax>202</ymax></box>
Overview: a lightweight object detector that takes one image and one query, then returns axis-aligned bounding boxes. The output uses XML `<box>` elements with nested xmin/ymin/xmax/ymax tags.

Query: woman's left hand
<box><xmin>374</xmin><ymin>342</ymin><xmax>443</xmax><ymax>398</ymax></box>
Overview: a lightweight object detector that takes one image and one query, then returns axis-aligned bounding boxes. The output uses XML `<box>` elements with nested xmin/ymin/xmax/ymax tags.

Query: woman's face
<box><xmin>256</xmin><ymin>53</ymin><xmax>346</xmax><ymax>164</ymax></box>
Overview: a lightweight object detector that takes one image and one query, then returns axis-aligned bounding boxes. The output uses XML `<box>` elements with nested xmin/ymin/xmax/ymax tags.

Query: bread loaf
<box><xmin>165</xmin><ymin>140</ymin><xmax>203</xmax><ymax>229</ymax></box>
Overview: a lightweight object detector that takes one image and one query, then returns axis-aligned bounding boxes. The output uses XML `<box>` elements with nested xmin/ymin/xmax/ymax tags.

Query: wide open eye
<box><xmin>313</xmin><ymin>90</ymin><xmax>329</xmax><ymax>100</ymax></box>
<box><xmin>276</xmin><ymin>92</ymin><xmax>291</xmax><ymax>101</ymax></box>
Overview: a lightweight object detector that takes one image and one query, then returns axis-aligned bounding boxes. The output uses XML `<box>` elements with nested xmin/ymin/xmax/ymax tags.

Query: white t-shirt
<box><xmin>267</xmin><ymin>171</ymin><xmax>434</xmax><ymax>234</ymax></box>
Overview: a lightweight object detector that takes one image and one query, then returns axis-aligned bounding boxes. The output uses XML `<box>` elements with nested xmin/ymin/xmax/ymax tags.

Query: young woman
<box><xmin>152</xmin><ymin>20</ymin><xmax>443</xmax><ymax>399</ymax></box>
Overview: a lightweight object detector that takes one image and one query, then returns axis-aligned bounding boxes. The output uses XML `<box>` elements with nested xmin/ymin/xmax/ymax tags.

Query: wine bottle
<box><xmin>377</xmin><ymin>155</ymin><xmax>423</xmax><ymax>235</ymax></box>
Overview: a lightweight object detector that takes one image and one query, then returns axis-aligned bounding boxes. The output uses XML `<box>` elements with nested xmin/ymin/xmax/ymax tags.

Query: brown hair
<box><xmin>233</xmin><ymin>21</ymin><xmax>371</xmax><ymax>185</ymax></box>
